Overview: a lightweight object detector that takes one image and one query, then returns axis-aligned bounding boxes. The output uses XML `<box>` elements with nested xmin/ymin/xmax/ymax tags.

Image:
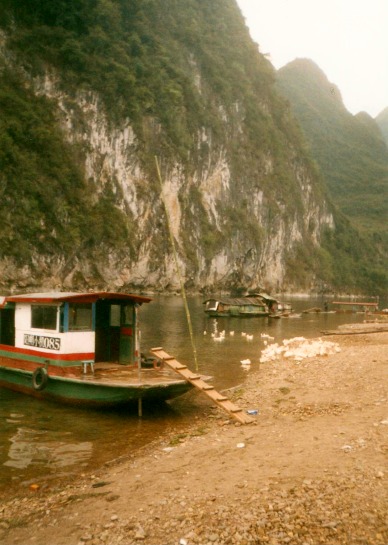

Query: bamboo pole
<box><xmin>135</xmin><ymin>304</ymin><xmax>143</xmax><ymax>417</ymax></box>
<box><xmin>155</xmin><ymin>157</ymin><xmax>198</xmax><ymax>371</ymax></box>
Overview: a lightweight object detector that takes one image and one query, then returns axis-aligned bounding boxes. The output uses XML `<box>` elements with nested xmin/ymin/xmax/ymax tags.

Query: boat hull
<box><xmin>0</xmin><ymin>365</ymin><xmax>192</xmax><ymax>407</ymax></box>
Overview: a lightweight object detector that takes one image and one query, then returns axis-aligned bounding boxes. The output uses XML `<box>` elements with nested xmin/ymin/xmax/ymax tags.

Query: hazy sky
<box><xmin>236</xmin><ymin>0</ymin><xmax>388</xmax><ymax>118</ymax></box>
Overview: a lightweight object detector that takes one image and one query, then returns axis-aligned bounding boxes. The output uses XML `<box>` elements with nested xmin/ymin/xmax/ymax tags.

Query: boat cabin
<box><xmin>0</xmin><ymin>292</ymin><xmax>151</xmax><ymax>369</ymax></box>
<box><xmin>247</xmin><ymin>292</ymin><xmax>279</xmax><ymax>313</ymax></box>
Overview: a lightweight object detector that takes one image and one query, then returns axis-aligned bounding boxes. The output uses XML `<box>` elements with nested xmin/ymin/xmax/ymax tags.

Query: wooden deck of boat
<box><xmin>0</xmin><ymin>357</ymin><xmax>190</xmax><ymax>386</ymax></box>
<box><xmin>77</xmin><ymin>365</ymin><xmax>189</xmax><ymax>386</ymax></box>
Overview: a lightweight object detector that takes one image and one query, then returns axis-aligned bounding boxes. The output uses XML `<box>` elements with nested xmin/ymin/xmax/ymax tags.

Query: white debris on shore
<box><xmin>260</xmin><ymin>336</ymin><xmax>340</xmax><ymax>363</ymax></box>
<box><xmin>240</xmin><ymin>358</ymin><xmax>251</xmax><ymax>365</ymax></box>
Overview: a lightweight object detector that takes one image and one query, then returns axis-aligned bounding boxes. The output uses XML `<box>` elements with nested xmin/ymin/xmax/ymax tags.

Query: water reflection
<box><xmin>5</xmin><ymin>427</ymin><xmax>92</xmax><ymax>470</ymax></box>
<box><xmin>0</xmin><ymin>387</ymin><xmax>195</xmax><ymax>491</ymax></box>
<box><xmin>1</xmin><ymin>294</ymin><xmax>384</xmax><ymax>492</ymax></box>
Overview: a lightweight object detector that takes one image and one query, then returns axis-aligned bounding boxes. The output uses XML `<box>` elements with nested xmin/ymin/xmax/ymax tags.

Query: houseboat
<box><xmin>242</xmin><ymin>292</ymin><xmax>292</xmax><ymax>317</ymax></box>
<box><xmin>0</xmin><ymin>292</ymin><xmax>193</xmax><ymax>407</ymax></box>
<box><xmin>203</xmin><ymin>297</ymin><xmax>269</xmax><ymax>317</ymax></box>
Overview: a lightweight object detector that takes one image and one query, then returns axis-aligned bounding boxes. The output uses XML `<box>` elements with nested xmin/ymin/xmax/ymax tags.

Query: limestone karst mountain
<box><xmin>0</xmin><ymin>1</ymin><xmax>385</xmax><ymax>294</ymax></box>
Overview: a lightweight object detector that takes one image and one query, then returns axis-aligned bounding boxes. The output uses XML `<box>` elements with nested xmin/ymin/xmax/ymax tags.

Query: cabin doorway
<box><xmin>0</xmin><ymin>308</ymin><xmax>15</xmax><ymax>346</ymax></box>
<box><xmin>94</xmin><ymin>301</ymin><xmax>135</xmax><ymax>364</ymax></box>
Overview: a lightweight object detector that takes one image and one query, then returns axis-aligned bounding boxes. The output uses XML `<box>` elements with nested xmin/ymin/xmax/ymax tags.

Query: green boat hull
<box><xmin>0</xmin><ymin>365</ymin><xmax>192</xmax><ymax>407</ymax></box>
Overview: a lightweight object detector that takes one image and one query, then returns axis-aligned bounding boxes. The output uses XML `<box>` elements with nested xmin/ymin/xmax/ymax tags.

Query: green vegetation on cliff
<box><xmin>0</xmin><ymin>69</ymin><xmax>132</xmax><ymax>267</ymax></box>
<box><xmin>1</xmin><ymin>0</ymin><xmax>277</xmax><ymax>162</ymax></box>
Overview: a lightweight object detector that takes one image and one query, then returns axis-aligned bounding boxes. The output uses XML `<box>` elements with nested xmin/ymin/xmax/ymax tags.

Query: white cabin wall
<box><xmin>60</xmin><ymin>332</ymin><xmax>95</xmax><ymax>355</ymax></box>
<box><xmin>14</xmin><ymin>304</ymin><xmax>35</xmax><ymax>332</ymax></box>
<box><xmin>14</xmin><ymin>304</ymin><xmax>95</xmax><ymax>356</ymax></box>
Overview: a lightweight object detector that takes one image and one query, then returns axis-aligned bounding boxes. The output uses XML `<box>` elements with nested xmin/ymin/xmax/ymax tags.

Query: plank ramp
<box><xmin>151</xmin><ymin>347</ymin><xmax>254</xmax><ymax>425</ymax></box>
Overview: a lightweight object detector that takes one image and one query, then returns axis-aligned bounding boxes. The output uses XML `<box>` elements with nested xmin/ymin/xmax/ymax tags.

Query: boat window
<box><xmin>110</xmin><ymin>304</ymin><xmax>121</xmax><ymax>327</ymax></box>
<box><xmin>122</xmin><ymin>305</ymin><xmax>134</xmax><ymax>325</ymax></box>
<box><xmin>31</xmin><ymin>306</ymin><xmax>57</xmax><ymax>330</ymax></box>
<box><xmin>68</xmin><ymin>303</ymin><xmax>93</xmax><ymax>331</ymax></box>
<box><xmin>206</xmin><ymin>301</ymin><xmax>218</xmax><ymax>311</ymax></box>
<box><xmin>59</xmin><ymin>304</ymin><xmax>65</xmax><ymax>333</ymax></box>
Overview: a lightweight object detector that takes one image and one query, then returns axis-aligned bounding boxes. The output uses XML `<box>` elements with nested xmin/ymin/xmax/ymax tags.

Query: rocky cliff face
<box><xmin>25</xmin><ymin>72</ymin><xmax>333</xmax><ymax>293</ymax></box>
<box><xmin>0</xmin><ymin>2</ymin><xmax>336</xmax><ymax>295</ymax></box>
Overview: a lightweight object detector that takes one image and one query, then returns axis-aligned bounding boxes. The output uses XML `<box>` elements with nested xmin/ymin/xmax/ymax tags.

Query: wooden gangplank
<box><xmin>150</xmin><ymin>347</ymin><xmax>254</xmax><ymax>425</ymax></box>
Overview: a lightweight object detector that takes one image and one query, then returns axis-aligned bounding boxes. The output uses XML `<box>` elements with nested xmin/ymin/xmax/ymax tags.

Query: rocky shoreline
<box><xmin>1</xmin><ymin>326</ymin><xmax>387</xmax><ymax>545</ymax></box>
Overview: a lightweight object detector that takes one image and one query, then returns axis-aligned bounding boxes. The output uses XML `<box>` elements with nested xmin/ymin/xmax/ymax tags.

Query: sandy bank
<box><xmin>1</xmin><ymin>326</ymin><xmax>387</xmax><ymax>545</ymax></box>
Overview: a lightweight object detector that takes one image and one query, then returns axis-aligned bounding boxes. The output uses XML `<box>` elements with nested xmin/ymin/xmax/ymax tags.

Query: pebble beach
<box><xmin>1</xmin><ymin>324</ymin><xmax>387</xmax><ymax>545</ymax></box>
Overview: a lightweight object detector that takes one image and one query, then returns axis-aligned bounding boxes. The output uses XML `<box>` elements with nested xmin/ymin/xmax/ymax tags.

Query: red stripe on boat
<box><xmin>0</xmin><ymin>344</ymin><xmax>94</xmax><ymax>361</ymax></box>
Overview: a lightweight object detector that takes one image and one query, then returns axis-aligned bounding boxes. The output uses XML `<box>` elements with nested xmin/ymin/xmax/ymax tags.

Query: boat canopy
<box><xmin>0</xmin><ymin>291</ymin><xmax>152</xmax><ymax>307</ymax></box>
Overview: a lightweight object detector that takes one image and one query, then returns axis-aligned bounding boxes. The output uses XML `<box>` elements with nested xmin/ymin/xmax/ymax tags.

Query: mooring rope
<box><xmin>154</xmin><ymin>157</ymin><xmax>199</xmax><ymax>371</ymax></box>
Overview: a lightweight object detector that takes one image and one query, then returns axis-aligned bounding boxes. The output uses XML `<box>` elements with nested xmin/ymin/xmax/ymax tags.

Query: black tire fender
<box><xmin>32</xmin><ymin>367</ymin><xmax>48</xmax><ymax>391</ymax></box>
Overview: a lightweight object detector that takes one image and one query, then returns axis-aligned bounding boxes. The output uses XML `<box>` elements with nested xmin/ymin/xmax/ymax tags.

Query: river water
<box><xmin>0</xmin><ymin>295</ymin><xmax>383</xmax><ymax>493</ymax></box>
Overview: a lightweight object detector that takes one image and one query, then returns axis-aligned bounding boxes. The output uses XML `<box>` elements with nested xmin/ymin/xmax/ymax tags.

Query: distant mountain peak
<box><xmin>276</xmin><ymin>58</ymin><xmax>388</xmax><ymax>243</ymax></box>
<box><xmin>356</xmin><ymin>111</ymin><xmax>387</xmax><ymax>144</ymax></box>
<box><xmin>376</xmin><ymin>106</ymin><xmax>388</xmax><ymax>119</ymax></box>
<box><xmin>278</xmin><ymin>58</ymin><xmax>344</xmax><ymax>109</ymax></box>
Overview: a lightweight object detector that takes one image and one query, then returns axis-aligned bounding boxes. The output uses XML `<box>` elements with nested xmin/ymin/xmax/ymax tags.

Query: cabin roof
<box><xmin>0</xmin><ymin>291</ymin><xmax>152</xmax><ymax>307</ymax></box>
<box><xmin>250</xmin><ymin>292</ymin><xmax>278</xmax><ymax>303</ymax></box>
<box><xmin>257</xmin><ymin>293</ymin><xmax>278</xmax><ymax>302</ymax></box>
<box><xmin>204</xmin><ymin>297</ymin><xmax>266</xmax><ymax>306</ymax></box>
